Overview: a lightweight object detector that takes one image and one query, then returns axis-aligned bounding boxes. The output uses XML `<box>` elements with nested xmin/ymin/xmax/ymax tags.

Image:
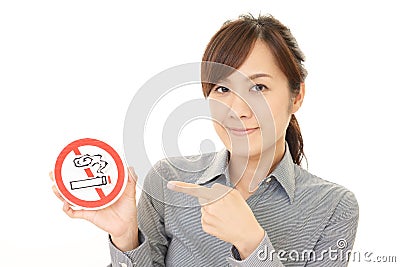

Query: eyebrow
<box><xmin>218</xmin><ymin>73</ymin><xmax>273</xmax><ymax>84</ymax></box>
<box><xmin>248</xmin><ymin>73</ymin><xmax>273</xmax><ymax>80</ymax></box>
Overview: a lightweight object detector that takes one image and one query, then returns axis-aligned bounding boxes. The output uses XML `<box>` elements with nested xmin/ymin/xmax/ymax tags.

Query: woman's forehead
<box><xmin>236</xmin><ymin>40</ymin><xmax>283</xmax><ymax>79</ymax></box>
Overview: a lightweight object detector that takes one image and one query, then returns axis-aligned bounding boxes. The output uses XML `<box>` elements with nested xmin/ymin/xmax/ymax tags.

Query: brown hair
<box><xmin>201</xmin><ymin>14</ymin><xmax>307</xmax><ymax>165</ymax></box>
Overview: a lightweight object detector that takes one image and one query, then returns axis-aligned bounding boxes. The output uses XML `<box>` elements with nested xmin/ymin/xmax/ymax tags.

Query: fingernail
<box><xmin>167</xmin><ymin>181</ymin><xmax>175</xmax><ymax>190</ymax></box>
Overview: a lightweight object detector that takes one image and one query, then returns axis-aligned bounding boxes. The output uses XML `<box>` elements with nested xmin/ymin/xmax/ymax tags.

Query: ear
<box><xmin>291</xmin><ymin>83</ymin><xmax>305</xmax><ymax>114</ymax></box>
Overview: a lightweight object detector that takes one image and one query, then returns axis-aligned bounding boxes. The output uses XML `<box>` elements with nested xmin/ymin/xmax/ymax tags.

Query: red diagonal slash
<box><xmin>73</xmin><ymin>147</ymin><xmax>106</xmax><ymax>199</ymax></box>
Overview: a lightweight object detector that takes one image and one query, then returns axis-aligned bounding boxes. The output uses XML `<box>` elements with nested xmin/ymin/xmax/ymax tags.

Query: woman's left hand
<box><xmin>167</xmin><ymin>181</ymin><xmax>265</xmax><ymax>259</ymax></box>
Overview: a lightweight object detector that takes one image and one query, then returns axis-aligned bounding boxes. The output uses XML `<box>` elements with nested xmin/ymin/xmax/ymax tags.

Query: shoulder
<box><xmin>145</xmin><ymin>151</ymin><xmax>218</xmax><ymax>183</ymax></box>
<box><xmin>140</xmin><ymin>152</ymin><xmax>219</xmax><ymax>205</ymax></box>
<box><xmin>294</xmin><ymin>165</ymin><xmax>359</xmax><ymax>218</ymax></box>
<box><xmin>160</xmin><ymin>151</ymin><xmax>217</xmax><ymax>174</ymax></box>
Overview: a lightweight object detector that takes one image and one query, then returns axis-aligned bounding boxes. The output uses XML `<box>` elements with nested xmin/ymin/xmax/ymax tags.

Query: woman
<box><xmin>52</xmin><ymin>14</ymin><xmax>359</xmax><ymax>266</ymax></box>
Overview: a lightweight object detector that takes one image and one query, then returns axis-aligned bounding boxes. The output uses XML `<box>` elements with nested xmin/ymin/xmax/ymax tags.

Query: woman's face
<box><xmin>208</xmin><ymin>39</ymin><xmax>298</xmax><ymax>159</ymax></box>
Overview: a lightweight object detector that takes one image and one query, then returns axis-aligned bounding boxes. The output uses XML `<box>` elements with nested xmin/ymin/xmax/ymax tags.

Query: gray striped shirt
<box><xmin>108</xmin><ymin>143</ymin><xmax>359</xmax><ymax>266</ymax></box>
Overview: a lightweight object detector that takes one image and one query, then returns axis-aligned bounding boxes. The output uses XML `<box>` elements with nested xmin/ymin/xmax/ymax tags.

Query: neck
<box><xmin>228</xmin><ymin>137</ymin><xmax>286</xmax><ymax>192</ymax></box>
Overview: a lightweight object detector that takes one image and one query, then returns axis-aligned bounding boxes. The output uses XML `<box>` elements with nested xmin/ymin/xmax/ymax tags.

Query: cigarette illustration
<box><xmin>70</xmin><ymin>176</ymin><xmax>109</xmax><ymax>190</ymax></box>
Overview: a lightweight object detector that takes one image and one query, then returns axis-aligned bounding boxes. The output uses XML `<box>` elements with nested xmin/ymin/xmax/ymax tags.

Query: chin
<box><xmin>226</xmin><ymin>139</ymin><xmax>276</xmax><ymax>158</ymax></box>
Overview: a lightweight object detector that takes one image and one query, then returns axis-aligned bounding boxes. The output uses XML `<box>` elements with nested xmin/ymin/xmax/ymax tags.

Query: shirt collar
<box><xmin>195</xmin><ymin>142</ymin><xmax>296</xmax><ymax>204</ymax></box>
<box><xmin>195</xmin><ymin>148</ymin><xmax>230</xmax><ymax>185</ymax></box>
<box><xmin>268</xmin><ymin>142</ymin><xmax>296</xmax><ymax>204</ymax></box>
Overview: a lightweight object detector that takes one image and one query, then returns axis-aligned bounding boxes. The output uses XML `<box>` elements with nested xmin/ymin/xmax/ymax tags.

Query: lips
<box><xmin>227</xmin><ymin>127</ymin><xmax>259</xmax><ymax>136</ymax></box>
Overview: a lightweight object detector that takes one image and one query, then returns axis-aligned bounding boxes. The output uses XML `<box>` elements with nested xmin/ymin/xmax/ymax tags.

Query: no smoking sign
<box><xmin>54</xmin><ymin>138</ymin><xmax>127</xmax><ymax>210</ymax></box>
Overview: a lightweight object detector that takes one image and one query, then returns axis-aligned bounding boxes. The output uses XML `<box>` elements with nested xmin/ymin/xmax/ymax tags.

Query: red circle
<box><xmin>54</xmin><ymin>138</ymin><xmax>125</xmax><ymax>209</ymax></box>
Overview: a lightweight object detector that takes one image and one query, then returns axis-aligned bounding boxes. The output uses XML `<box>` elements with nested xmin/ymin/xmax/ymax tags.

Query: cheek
<box><xmin>212</xmin><ymin>121</ymin><xmax>231</xmax><ymax>148</ymax></box>
<box><xmin>209</xmin><ymin>98</ymin><xmax>229</xmax><ymax>122</ymax></box>
<box><xmin>252</xmin><ymin>95</ymin><xmax>290</xmax><ymax>141</ymax></box>
<box><xmin>267</xmin><ymin>100</ymin><xmax>291</xmax><ymax>138</ymax></box>
<box><xmin>250</xmin><ymin>98</ymin><xmax>275</xmax><ymax>138</ymax></box>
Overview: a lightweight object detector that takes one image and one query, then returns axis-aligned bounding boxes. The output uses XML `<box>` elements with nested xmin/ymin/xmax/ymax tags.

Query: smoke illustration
<box><xmin>73</xmin><ymin>154</ymin><xmax>108</xmax><ymax>174</ymax></box>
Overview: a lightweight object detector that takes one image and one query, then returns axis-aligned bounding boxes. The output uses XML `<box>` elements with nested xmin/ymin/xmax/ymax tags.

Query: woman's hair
<box><xmin>201</xmin><ymin>14</ymin><xmax>308</xmax><ymax>166</ymax></box>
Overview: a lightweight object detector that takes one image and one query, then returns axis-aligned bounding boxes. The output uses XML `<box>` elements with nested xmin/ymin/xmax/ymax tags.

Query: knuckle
<box><xmin>201</xmin><ymin>211</ymin><xmax>214</xmax><ymax>226</ymax></box>
<box><xmin>230</xmin><ymin>188</ymin><xmax>240</xmax><ymax>196</ymax></box>
<box><xmin>201</xmin><ymin>206</ymin><xmax>207</xmax><ymax>215</ymax></box>
<box><xmin>201</xmin><ymin>221</ymin><xmax>211</xmax><ymax>233</ymax></box>
<box><xmin>205</xmin><ymin>204</ymin><xmax>215</xmax><ymax>215</ymax></box>
<box><xmin>226</xmin><ymin>189</ymin><xmax>239</xmax><ymax>200</ymax></box>
<box><xmin>200</xmin><ymin>212</ymin><xmax>208</xmax><ymax>223</ymax></box>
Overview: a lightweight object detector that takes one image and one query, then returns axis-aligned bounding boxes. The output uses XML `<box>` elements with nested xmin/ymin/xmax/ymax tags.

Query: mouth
<box><xmin>227</xmin><ymin>127</ymin><xmax>259</xmax><ymax>136</ymax></box>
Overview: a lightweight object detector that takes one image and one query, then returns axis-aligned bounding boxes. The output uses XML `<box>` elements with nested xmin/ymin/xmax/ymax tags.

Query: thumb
<box><xmin>122</xmin><ymin>166</ymin><xmax>137</xmax><ymax>199</ymax></box>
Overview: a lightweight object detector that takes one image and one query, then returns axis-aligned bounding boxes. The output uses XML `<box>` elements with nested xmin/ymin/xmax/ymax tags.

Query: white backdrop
<box><xmin>1</xmin><ymin>0</ymin><xmax>399</xmax><ymax>266</ymax></box>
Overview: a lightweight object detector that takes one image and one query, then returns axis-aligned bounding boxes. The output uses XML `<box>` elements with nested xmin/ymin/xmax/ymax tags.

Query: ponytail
<box><xmin>285</xmin><ymin>114</ymin><xmax>306</xmax><ymax>166</ymax></box>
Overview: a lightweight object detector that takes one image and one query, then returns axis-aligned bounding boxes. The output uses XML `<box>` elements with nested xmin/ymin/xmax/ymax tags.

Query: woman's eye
<box><xmin>250</xmin><ymin>84</ymin><xmax>268</xmax><ymax>92</ymax></box>
<box><xmin>214</xmin><ymin>86</ymin><xmax>230</xmax><ymax>93</ymax></box>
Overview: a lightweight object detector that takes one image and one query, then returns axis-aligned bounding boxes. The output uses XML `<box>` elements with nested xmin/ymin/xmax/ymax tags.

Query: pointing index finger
<box><xmin>167</xmin><ymin>181</ymin><xmax>214</xmax><ymax>200</ymax></box>
<box><xmin>167</xmin><ymin>181</ymin><xmax>230</xmax><ymax>203</ymax></box>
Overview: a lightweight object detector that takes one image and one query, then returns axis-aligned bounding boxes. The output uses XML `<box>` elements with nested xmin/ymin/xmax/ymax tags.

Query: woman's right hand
<box><xmin>50</xmin><ymin>167</ymin><xmax>139</xmax><ymax>251</ymax></box>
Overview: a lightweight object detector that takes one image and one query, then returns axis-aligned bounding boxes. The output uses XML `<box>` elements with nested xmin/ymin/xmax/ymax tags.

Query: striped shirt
<box><xmin>108</xmin><ymin>143</ymin><xmax>359</xmax><ymax>266</ymax></box>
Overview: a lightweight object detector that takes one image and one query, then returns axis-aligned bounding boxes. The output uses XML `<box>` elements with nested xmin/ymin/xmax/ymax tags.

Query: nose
<box><xmin>227</xmin><ymin>92</ymin><xmax>253</xmax><ymax>119</ymax></box>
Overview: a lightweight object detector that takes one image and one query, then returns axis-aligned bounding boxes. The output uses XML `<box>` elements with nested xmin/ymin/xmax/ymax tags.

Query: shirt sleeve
<box><xmin>108</xmin><ymin>160</ymin><xmax>169</xmax><ymax>267</ymax></box>
<box><xmin>226</xmin><ymin>190</ymin><xmax>359</xmax><ymax>267</ymax></box>
<box><xmin>108</xmin><ymin>230</ymin><xmax>152</xmax><ymax>267</ymax></box>
<box><xmin>226</xmin><ymin>231</ymin><xmax>284</xmax><ymax>267</ymax></box>
<box><xmin>305</xmin><ymin>190</ymin><xmax>359</xmax><ymax>266</ymax></box>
